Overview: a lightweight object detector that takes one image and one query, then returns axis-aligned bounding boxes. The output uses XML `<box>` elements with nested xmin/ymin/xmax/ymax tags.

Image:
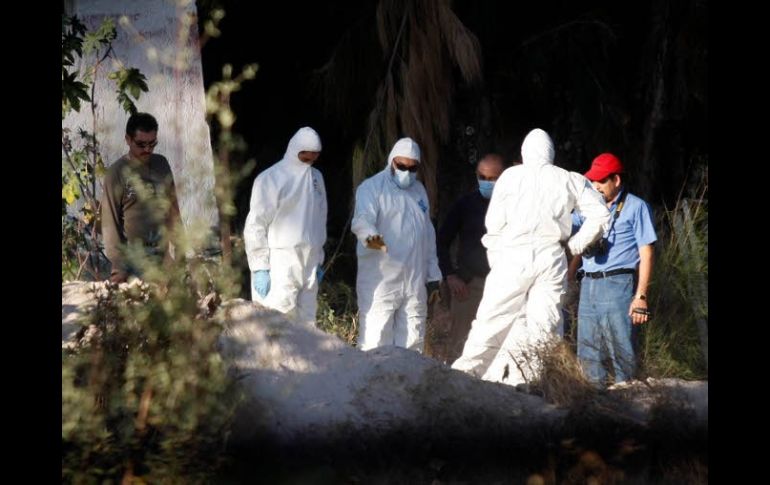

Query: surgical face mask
<box><xmin>478</xmin><ymin>179</ymin><xmax>495</xmax><ymax>199</ymax></box>
<box><xmin>393</xmin><ymin>167</ymin><xmax>417</xmax><ymax>189</ymax></box>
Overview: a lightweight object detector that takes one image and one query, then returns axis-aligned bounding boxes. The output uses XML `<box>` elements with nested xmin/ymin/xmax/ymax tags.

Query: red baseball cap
<box><xmin>584</xmin><ymin>153</ymin><xmax>624</xmax><ymax>181</ymax></box>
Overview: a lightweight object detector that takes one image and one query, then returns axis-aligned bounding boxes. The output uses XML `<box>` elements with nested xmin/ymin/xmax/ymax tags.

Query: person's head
<box><xmin>521</xmin><ymin>128</ymin><xmax>555</xmax><ymax>166</ymax></box>
<box><xmin>285</xmin><ymin>127</ymin><xmax>322</xmax><ymax>165</ymax></box>
<box><xmin>584</xmin><ymin>152</ymin><xmax>624</xmax><ymax>202</ymax></box>
<box><xmin>388</xmin><ymin>137</ymin><xmax>421</xmax><ymax>189</ymax></box>
<box><xmin>125</xmin><ymin>112</ymin><xmax>159</xmax><ymax>162</ymax></box>
<box><xmin>476</xmin><ymin>153</ymin><xmax>505</xmax><ymax>198</ymax></box>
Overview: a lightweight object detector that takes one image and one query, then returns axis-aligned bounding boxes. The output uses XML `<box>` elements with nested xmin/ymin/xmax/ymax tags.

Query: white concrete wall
<box><xmin>63</xmin><ymin>0</ymin><xmax>218</xmax><ymax>231</ymax></box>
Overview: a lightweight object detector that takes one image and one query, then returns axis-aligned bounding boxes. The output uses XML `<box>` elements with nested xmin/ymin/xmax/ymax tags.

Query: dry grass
<box><xmin>316</xmin><ymin>280</ymin><xmax>359</xmax><ymax>346</ymax></box>
<box><xmin>423</xmin><ymin>296</ymin><xmax>454</xmax><ymax>363</ymax></box>
<box><xmin>536</xmin><ymin>340</ymin><xmax>598</xmax><ymax>407</ymax></box>
<box><xmin>640</xmin><ymin>169</ymin><xmax>708</xmax><ymax>380</ymax></box>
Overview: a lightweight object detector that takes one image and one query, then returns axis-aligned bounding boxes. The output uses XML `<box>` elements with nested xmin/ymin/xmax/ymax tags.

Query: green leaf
<box><xmin>111</xmin><ymin>68</ymin><xmax>148</xmax><ymax>114</ymax></box>
<box><xmin>62</xmin><ymin>76</ymin><xmax>91</xmax><ymax>114</ymax></box>
<box><xmin>96</xmin><ymin>156</ymin><xmax>106</xmax><ymax>178</ymax></box>
<box><xmin>82</xmin><ymin>18</ymin><xmax>116</xmax><ymax>54</ymax></box>
<box><xmin>61</xmin><ymin>15</ymin><xmax>86</xmax><ymax>66</ymax></box>
<box><xmin>62</xmin><ymin>178</ymin><xmax>80</xmax><ymax>205</ymax></box>
<box><xmin>117</xmin><ymin>93</ymin><xmax>136</xmax><ymax>115</ymax></box>
<box><xmin>71</xmin><ymin>150</ymin><xmax>88</xmax><ymax>167</ymax></box>
<box><xmin>116</xmin><ymin>68</ymin><xmax>149</xmax><ymax>95</ymax></box>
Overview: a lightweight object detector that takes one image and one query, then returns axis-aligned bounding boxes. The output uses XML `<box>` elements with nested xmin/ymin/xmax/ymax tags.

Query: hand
<box><xmin>426</xmin><ymin>281</ymin><xmax>441</xmax><ymax>305</ymax></box>
<box><xmin>252</xmin><ymin>270</ymin><xmax>271</xmax><ymax>298</ymax></box>
<box><xmin>365</xmin><ymin>234</ymin><xmax>387</xmax><ymax>251</ymax></box>
<box><xmin>629</xmin><ymin>297</ymin><xmax>650</xmax><ymax>325</ymax></box>
<box><xmin>446</xmin><ymin>274</ymin><xmax>469</xmax><ymax>301</ymax></box>
<box><xmin>316</xmin><ymin>265</ymin><xmax>324</xmax><ymax>284</ymax></box>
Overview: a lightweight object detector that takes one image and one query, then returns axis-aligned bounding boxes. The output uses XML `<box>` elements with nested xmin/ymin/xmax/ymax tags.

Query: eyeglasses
<box><xmin>394</xmin><ymin>161</ymin><xmax>418</xmax><ymax>173</ymax></box>
<box><xmin>132</xmin><ymin>139</ymin><xmax>158</xmax><ymax>149</ymax></box>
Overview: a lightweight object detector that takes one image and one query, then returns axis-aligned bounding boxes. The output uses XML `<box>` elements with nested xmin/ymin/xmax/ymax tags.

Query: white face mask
<box><xmin>393</xmin><ymin>167</ymin><xmax>417</xmax><ymax>189</ymax></box>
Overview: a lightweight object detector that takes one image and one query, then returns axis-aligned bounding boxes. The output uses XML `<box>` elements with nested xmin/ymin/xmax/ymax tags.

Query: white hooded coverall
<box><xmin>352</xmin><ymin>138</ymin><xmax>442</xmax><ymax>352</ymax></box>
<box><xmin>451</xmin><ymin>129</ymin><xmax>610</xmax><ymax>385</ymax></box>
<box><xmin>244</xmin><ymin>127</ymin><xmax>327</xmax><ymax>325</ymax></box>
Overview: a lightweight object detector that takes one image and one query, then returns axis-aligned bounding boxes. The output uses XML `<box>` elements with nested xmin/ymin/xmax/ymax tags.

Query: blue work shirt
<box><xmin>572</xmin><ymin>189</ymin><xmax>657</xmax><ymax>272</ymax></box>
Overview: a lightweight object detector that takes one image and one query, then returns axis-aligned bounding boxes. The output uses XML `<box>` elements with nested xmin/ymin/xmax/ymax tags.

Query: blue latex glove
<box><xmin>252</xmin><ymin>270</ymin><xmax>271</xmax><ymax>298</ymax></box>
<box><xmin>316</xmin><ymin>265</ymin><xmax>325</xmax><ymax>284</ymax></box>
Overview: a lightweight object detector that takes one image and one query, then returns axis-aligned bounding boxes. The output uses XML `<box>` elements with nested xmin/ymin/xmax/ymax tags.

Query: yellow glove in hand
<box><xmin>365</xmin><ymin>234</ymin><xmax>387</xmax><ymax>251</ymax></box>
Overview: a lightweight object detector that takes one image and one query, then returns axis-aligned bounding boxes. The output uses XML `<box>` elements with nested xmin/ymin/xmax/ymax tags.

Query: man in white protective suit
<box><xmin>244</xmin><ymin>126</ymin><xmax>327</xmax><ymax>326</ymax></box>
<box><xmin>451</xmin><ymin>128</ymin><xmax>611</xmax><ymax>386</ymax></box>
<box><xmin>351</xmin><ymin>137</ymin><xmax>442</xmax><ymax>352</ymax></box>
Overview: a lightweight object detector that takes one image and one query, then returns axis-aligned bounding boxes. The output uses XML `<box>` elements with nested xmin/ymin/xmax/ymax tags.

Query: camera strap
<box><xmin>607</xmin><ymin>189</ymin><xmax>629</xmax><ymax>234</ymax></box>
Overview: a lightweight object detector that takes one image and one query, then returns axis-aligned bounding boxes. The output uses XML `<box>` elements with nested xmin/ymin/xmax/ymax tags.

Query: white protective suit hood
<box><xmin>521</xmin><ymin>128</ymin><xmax>555</xmax><ymax>167</ymax></box>
<box><xmin>284</xmin><ymin>126</ymin><xmax>322</xmax><ymax>167</ymax></box>
<box><xmin>387</xmin><ymin>137</ymin><xmax>421</xmax><ymax>188</ymax></box>
<box><xmin>387</xmin><ymin>137</ymin><xmax>421</xmax><ymax>166</ymax></box>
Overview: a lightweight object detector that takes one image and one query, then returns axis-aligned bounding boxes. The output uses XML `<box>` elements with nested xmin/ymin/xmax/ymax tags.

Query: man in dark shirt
<box><xmin>100</xmin><ymin>112</ymin><xmax>181</xmax><ymax>283</ymax></box>
<box><xmin>437</xmin><ymin>154</ymin><xmax>505</xmax><ymax>363</ymax></box>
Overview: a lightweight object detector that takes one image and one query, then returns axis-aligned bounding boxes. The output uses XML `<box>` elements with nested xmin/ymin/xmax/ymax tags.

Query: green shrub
<box><xmin>62</xmin><ymin>251</ymin><xmax>242</xmax><ymax>483</ymax></box>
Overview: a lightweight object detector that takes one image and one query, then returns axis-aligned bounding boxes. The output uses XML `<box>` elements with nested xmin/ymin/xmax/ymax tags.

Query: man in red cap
<box><xmin>569</xmin><ymin>153</ymin><xmax>657</xmax><ymax>387</ymax></box>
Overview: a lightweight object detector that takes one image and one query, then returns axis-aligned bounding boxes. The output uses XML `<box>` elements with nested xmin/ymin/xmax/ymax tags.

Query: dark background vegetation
<box><xmin>197</xmin><ymin>0</ymin><xmax>707</xmax><ymax>283</ymax></box>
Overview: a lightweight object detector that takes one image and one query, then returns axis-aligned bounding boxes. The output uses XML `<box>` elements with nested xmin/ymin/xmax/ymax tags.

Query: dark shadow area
<box><xmin>217</xmin><ymin>412</ymin><xmax>706</xmax><ymax>483</ymax></box>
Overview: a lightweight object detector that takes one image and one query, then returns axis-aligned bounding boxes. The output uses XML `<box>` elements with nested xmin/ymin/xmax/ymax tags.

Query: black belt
<box><xmin>582</xmin><ymin>268</ymin><xmax>636</xmax><ymax>279</ymax></box>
